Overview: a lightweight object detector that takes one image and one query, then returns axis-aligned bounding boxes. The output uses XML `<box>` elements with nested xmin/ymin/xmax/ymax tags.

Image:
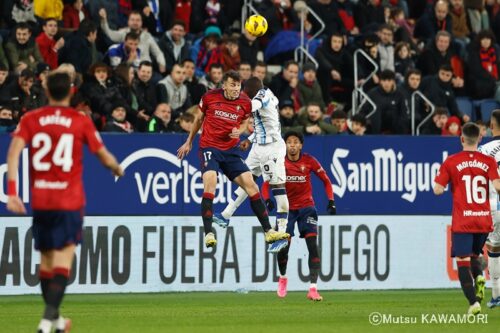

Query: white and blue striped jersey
<box><xmin>247</xmin><ymin>87</ymin><xmax>282</xmax><ymax>145</ymax></box>
<box><xmin>479</xmin><ymin>137</ymin><xmax>500</xmax><ymax>212</ymax></box>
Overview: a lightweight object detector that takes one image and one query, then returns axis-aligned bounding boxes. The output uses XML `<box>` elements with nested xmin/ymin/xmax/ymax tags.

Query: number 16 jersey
<box><xmin>13</xmin><ymin>106</ymin><xmax>104</xmax><ymax>210</ymax></box>
<box><xmin>435</xmin><ymin>151</ymin><xmax>500</xmax><ymax>233</ymax></box>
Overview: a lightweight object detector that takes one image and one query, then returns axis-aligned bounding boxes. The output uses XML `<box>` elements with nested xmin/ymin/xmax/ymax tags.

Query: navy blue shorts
<box><xmin>287</xmin><ymin>206</ymin><xmax>318</xmax><ymax>238</ymax></box>
<box><xmin>199</xmin><ymin>146</ymin><xmax>250</xmax><ymax>181</ymax></box>
<box><xmin>32</xmin><ymin>210</ymin><xmax>84</xmax><ymax>251</ymax></box>
<box><xmin>451</xmin><ymin>232</ymin><xmax>488</xmax><ymax>257</ymax></box>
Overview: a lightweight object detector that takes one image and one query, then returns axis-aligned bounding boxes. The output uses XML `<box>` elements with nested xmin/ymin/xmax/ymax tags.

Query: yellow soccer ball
<box><xmin>245</xmin><ymin>14</ymin><xmax>268</xmax><ymax>37</ymax></box>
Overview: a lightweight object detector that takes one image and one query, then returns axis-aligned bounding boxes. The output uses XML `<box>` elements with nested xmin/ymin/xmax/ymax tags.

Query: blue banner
<box><xmin>0</xmin><ymin>134</ymin><xmax>464</xmax><ymax>216</ymax></box>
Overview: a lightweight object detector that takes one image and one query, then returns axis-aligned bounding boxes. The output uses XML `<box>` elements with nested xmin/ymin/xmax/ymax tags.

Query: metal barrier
<box><xmin>352</xmin><ymin>49</ymin><xmax>378</xmax><ymax>117</ymax></box>
<box><xmin>241</xmin><ymin>0</ymin><xmax>260</xmax><ymax>34</ymax></box>
<box><xmin>411</xmin><ymin>90</ymin><xmax>435</xmax><ymax>136</ymax></box>
<box><xmin>293</xmin><ymin>1</ymin><xmax>323</xmax><ymax>67</ymax></box>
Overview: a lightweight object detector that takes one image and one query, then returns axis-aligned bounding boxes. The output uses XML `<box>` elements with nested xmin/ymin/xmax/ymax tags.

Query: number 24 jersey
<box><xmin>434</xmin><ymin>151</ymin><xmax>500</xmax><ymax>233</ymax></box>
<box><xmin>13</xmin><ymin>106</ymin><xmax>104</xmax><ymax>210</ymax></box>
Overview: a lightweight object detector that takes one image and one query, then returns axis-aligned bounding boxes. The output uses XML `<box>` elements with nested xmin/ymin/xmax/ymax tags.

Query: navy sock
<box><xmin>249</xmin><ymin>193</ymin><xmax>272</xmax><ymax>231</ymax></box>
<box><xmin>201</xmin><ymin>192</ymin><xmax>214</xmax><ymax>235</ymax></box>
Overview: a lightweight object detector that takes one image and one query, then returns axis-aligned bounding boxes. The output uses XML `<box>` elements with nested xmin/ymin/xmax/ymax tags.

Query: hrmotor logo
<box><xmin>116</xmin><ymin>148</ymin><xmax>234</xmax><ymax>205</ymax></box>
<box><xmin>330</xmin><ymin>148</ymin><xmax>448</xmax><ymax>203</ymax></box>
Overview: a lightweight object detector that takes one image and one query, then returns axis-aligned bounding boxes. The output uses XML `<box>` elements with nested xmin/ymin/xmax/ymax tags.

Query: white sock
<box><xmin>38</xmin><ymin>319</ymin><xmax>52</xmax><ymax>333</ymax></box>
<box><xmin>274</xmin><ymin>192</ymin><xmax>289</xmax><ymax>232</ymax></box>
<box><xmin>489</xmin><ymin>255</ymin><xmax>500</xmax><ymax>298</ymax></box>
<box><xmin>222</xmin><ymin>187</ymin><xmax>248</xmax><ymax>219</ymax></box>
<box><xmin>52</xmin><ymin>316</ymin><xmax>65</xmax><ymax>330</ymax></box>
<box><xmin>310</xmin><ymin>283</ymin><xmax>317</xmax><ymax>289</ymax></box>
<box><xmin>280</xmin><ymin>275</ymin><xmax>287</xmax><ymax>279</ymax></box>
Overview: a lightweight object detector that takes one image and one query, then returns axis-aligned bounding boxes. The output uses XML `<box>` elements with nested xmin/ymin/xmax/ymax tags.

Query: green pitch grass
<box><xmin>0</xmin><ymin>290</ymin><xmax>498</xmax><ymax>333</ymax></box>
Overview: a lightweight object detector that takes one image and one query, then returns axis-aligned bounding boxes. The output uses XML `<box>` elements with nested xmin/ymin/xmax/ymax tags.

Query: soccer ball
<box><xmin>245</xmin><ymin>14</ymin><xmax>268</xmax><ymax>37</ymax></box>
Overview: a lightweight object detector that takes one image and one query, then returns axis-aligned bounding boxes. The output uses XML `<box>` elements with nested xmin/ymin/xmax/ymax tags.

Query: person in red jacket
<box><xmin>62</xmin><ymin>0</ymin><xmax>89</xmax><ymax>30</ymax></box>
<box><xmin>35</xmin><ymin>18</ymin><xmax>64</xmax><ymax>69</ymax></box>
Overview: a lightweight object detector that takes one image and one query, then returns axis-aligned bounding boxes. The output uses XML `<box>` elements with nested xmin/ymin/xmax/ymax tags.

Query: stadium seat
<box><xmin>456</xmin><ymin>97</ymin><xmax>475</xmax><ymax>121</ymax></box>
<box><xmin>479</xmin><ymin>99</ymin><xmax>500</xmax><ymax>122</ymax></box>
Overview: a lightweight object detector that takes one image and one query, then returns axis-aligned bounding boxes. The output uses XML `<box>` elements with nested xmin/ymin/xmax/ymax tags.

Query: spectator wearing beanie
<box><xmin>103</xmin><ymin>102</ymin><xmax>134</xmax><ymax>133</ymax></box>
<box><xmin>279</xmin><ymin>99</ymin><xmax>304</xmax><ymax>134</ymax></box>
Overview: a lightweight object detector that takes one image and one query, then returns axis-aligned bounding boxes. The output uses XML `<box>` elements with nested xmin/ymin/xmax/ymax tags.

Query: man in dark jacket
<box><xmin>133</xmin><ymin>60</ymin><xmax>157</xmax><ymax>116</ymax></box>
<box><xmin>5</xmin><ymin>22</ymin><xmax>43</xmax><ymax>72</ymax></box>
<box><xmin>417</xmin><ymin>31</ymin><xmax>454</xmax><ymax>77</ymax></box>
<box><xmin>238</xmin><ymin>29</ymin><xmax>259</xmax><ymax>67</ymax></box>
<box><xmin>314</xmin><ymin>32</ymin><xmax>354</xmax><ymax>105</ymax></box>
<box><xmin>269</xmin><ymin>60</ymin><xmax>300</xmax><ymax>111</ymax></box>
<box><xmin>359</xmin><ymin>70</ymin><xmax>409</xmax><ymax>134</ymax></box>
<box><xmin>414</xmin><ymin>0</ymin><xmax>452</xmax><ymax>43</ymax></box>
<box><xmin>420</xmin><ymin>64</ymin><xmax>469</xmax><ymax>123</ymax></box>
<box><xmin>279</xmin><ymin>99</ymin><xmax>304</xmax><ymax>134</ymax></box>
<box><xmin>9</xmin><ymin>69</ymin><xmax>44</xmax><ymax>116</ymax></box>
<box><xmin>158</xmin><ymin>20</ymin><xmax>190</xmax><ymax>74</ymax></box>
<box><xmin>0</xmin><ymin>63</ymin><xmax>13</xmax><ymax>106</ymax></box>
<box><xmin>183</xmin><ymin>59</ymin><xmax>206</xmax><ymax>105</ymax></box>
<box><xmin>59</xmin><ymin>19</ymin><xmax>98</xmax><ymax>74</ymax></box>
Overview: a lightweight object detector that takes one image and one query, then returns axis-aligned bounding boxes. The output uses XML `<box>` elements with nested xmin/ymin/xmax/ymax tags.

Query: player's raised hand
<box><xmin>239</xmin><ymin>139</ymin><xmax>251</xmax><ymax>151</ymax></box>
<box><xmin>229</xmin><ymin>127</ymin><xmax>240</xmax><ymax>139</ymax></box>
<box><xmin>327</xmin><ymin>200</ymin><xmax>336</xmax><ymax>215</ymax></box>
<box><xmin>177</xmin><ymin>141</ymin><xmax>192</xmax><ymax>160</ymax></box>
<box><xmin>6</xmin><ymin>196</ymin><xmax>27</xmax><ymax>215</ymax></box>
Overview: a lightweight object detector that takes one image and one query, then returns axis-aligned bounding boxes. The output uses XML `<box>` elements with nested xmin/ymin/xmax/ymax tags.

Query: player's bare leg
<box><xmin>37</xmin><ymin>245</ymin><xmax>75</xmax><ymax>333</ymax></box>
<box><xmin>202</xmin><ymin>171</ymin><xmax>218</xmax><ymax>247</ymax></box>
<box><xmin>305</xmin><ymin>235</ymin><xmax>323</xmax><ymax>301</ymax></box>
<box><xmin>487</xmin><ymin>242</ymin><xmax>500</xmax><ymax>308</ymax></box>
<box><xmin>277</xmin><ymin>238</ymin><xmax>291</xmax><ymax>298</ymax></box>
<box><xmin>456</xmin><ymin>257</ymin><xmax>481</xmax><ymax>314</ymax></box>
<box><xmin>233</xmin><ymin>172</ymin><xmax>289</xmax><ymax>243</ymax></box>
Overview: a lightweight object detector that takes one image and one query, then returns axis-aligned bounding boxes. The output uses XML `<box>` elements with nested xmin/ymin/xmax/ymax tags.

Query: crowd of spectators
<box><xmin>0</xmin><ymin>0</ymin><xmax>499</xmax><ymax>136</ymax></box>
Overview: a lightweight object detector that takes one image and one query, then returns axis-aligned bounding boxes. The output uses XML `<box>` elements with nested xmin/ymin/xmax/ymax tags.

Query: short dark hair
<box><xmin>0</xmin><ymin>63</ymin><xmax>8</xmax><ymax>72</ymax></box>
<box><xmin>284</xmin><ymin>60</ymin><xmax>299</xmax><ymax>70</ymax></box>
<box><xmin>171</xmin><ymin>19</ymin><xmax>186</xmax><ymax>29</ymax></box>
<box><xmin>129</xmin><ymin>10</ymin><xmax>142</xmax><ymax>17</ymax></box>
<box><xmin>254</xmin><ymin>61</ymin><xmax>266</xmax><ymax>69</ymax></box>
<box><xmin>439</xmin><ymin>64</ymin><xmax>453</xmax><ymax>73</ymax></box>
<box><xmin>222</xmin><ymin>70</ymin><xmax>241</xmax><ymax>83</ymax></box>
<box><xmin>284</xmin><ymin>130</ymin><xmax>304</xmax><ymax>144</ymax></box>
<box><xmin>379</xmin><ymin>70</ymin><xmax>396</xmax><ymax>81</ymax></box>
<box><xmin>331</xmin><ymin>110</ymin><xmax>347</xmax><ymax>120</ymax></box>
<box><xmin>79</xmin><ymin>19</ymin><xmax>97</xmax><ymax>37</ymax></box>
<box><xmin>243</xmin><ymin>77</ymin><xmax>263</xmax><ymax>98</ymax></box>
<box><xmin>46</xmin><ymin>72</ymin><xmax>71</xmax><ymax>101</ymax></box>
<box><xmin>378</xmin><ymin>23</ymin><xmax>393</xmax><ymax>32</ymax></box>
<box><xmin>15</xmin><ymin>22</ymin><xmax>31</xmax><ymax>32</ymax></box>
<box><xmin>182</xmin><ymin>58</ymin><xmax>195</xmax><ymax>66</ymax></box>
<box><xmin>491</xmin><ymin>109</ymin><xmax>500</xmax><ymax>130</ymax></box>
<box><xmin>138</xmin><ymin>60</ymin><xmax>153</xmax><ymax>69</ymax></box>
<box><xmin>239</xmin><ymin>61</ymin><xmax>251</xmax><ymax>68</ymax></box>
<box><xmin>462</xmin><ymin>122</ymin><xmax>480</xmax><ymax>145</ymax></box>
<box><xmin>209</xmin><ymin>63</ymin><xmax>223</xmax><ymax>71</ymax></box>
<box><xmin>351</xmin><ymin>113</ymin><xmax>367</xmax><ymax>127</ymax></box>
<box><xmin>434</xmin><ymin>107</ymin><xmax>449</xmax><ymax>116</ymax></box>
<box><xmin>125</xmin><ymin>31</ymin><xmax>140</xmax><ymax>41</ymax></box>
<box><xmin>43</xmin><ymin>18</ymin><xmax>57</xmax><ymax>26</ymax></box>
<box><xmin>405</xmin><ymin>68</ymin><xmax>421</xmax><ymax>79</ymax></box>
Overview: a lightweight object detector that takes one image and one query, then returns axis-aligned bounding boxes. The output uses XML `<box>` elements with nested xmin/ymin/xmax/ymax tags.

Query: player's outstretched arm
<box><xmin>177</xmin><ymin>111</ymin><xmax>204</xmax><ymax>160</ymax></box>
<box><xmin>95</xmin><ymin>147</ymin><xmax>124</xmax><ymax>177</ymax></box>
<box><xmin>433</xmin><ymin>184</ymin><xmax>445</xmax><ymax>195</ymax></box>
<box><xmin>6</xmin><ymin>137</ymin><xmax>27</xmax><ymax>214</ymax></box>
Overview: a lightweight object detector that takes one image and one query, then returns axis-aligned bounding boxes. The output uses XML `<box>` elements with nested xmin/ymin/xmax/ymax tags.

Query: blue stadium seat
<box><xmin>479</xmin><ymin>99</ymin><xmax>500</xmax><ymax>122</ymax></box>
<box><xmin>456</xmin><ymin>97</ymin><xmax>475</xmax><ymax>121</ymax></box>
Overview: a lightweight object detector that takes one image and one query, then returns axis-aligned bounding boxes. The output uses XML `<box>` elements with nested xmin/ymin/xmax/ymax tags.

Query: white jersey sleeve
<box><xmin>479</xmin><ymin>138</ymin><xmax>500</xmax><ymax>212</ymax></box>
<box><xmin>251</xmin><ymin>88</ymin><xmax>282</xmax><ymax>144</ymax></box>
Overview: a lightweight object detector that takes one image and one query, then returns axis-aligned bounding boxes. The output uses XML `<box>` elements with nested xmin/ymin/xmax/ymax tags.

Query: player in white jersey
<box><xmin>213</xmin><ymin>77</ymin><xmax>289</xmax><ymax>253</ymax></box>
<box><xmin>478</xmin><ymin>109</ymin><xmax>500</xmax><ymax>308</ymax></box>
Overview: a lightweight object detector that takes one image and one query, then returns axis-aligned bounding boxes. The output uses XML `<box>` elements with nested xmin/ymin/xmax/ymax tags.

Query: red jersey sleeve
<box><xmin>12</xmin><ymin>114</ymin><xmax>32</xmax><ymax>143</ymax></box>
<box><xmin>242</xmin><ymin>98</ymin><xmax>252</xmax><ymax>120</ymax></box>
<box><xmin>199</xmin><ymin>94</ymin><xmax>208</xmax><ymax>114</ymax></box>
<box><xmin>310</xmin><ymin>156</ymin><xmax>334</xmax><ymax>200</ymax></box>
<box><xmin>83</xmin><ymin>117</ymin><xmax>104</xmax><ymax>153</ymax></box>
<box><xmin>434</xmin><ymin>159</ymin><xmax>451</xmax><ymax>187</ymax></box>
<box><xmin>487</xmin><ymin>157</ymin><xmax>500</xmax><ymax>181</ymax></box>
